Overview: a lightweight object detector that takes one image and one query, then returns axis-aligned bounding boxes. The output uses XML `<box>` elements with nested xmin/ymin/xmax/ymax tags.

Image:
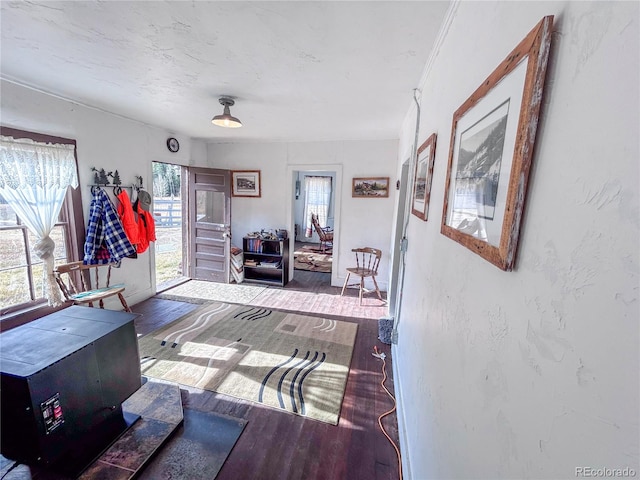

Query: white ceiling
<box><xmin>1</xmin><ymin>1</ymin><xmax>450</xmax><ymax>143</ymax></box>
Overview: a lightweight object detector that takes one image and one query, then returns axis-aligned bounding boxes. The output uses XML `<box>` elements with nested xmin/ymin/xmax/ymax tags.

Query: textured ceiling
<box><xmin>1</xmin><ymin>1</ymin><xmax>449</xmax><ymax>143</ymax></box>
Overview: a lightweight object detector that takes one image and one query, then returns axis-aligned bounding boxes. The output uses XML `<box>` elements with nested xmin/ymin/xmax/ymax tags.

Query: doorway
<box><xmin>152</xmin><ymin>162</ymin><xmax>187</xmax><ymax>291</ymax></box>
<box><xmin>388</xmin><ymin>159</ymin><xmax>410</xmax><ymax>317</ymax></box>
<box><xmin>293</xmin><ymin>172</ymin><xmax>335</xmax><ymax>279</ymax></box>
<box><xmin>286</xmin><ymin>164</ymin><xmax>343</xmax><ymax>288</ymax></box>
<box><xmin>153</xmin><ymin>164</ymin><xmax>232</xmax><ymax>292</ymax></box>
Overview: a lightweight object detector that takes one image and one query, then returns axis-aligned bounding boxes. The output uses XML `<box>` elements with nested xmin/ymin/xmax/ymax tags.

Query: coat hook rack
<box><xmin>108</xmin><ymin>170</ymin><xmax>123</xmax><ymax>186</ymax></box>
<box><xmin>89</xmin><ymin>167</ymin><xmax>139</xmax><ymax>195</ymax></box>
<box><xmin>91</xmin><ymin>167</ymin><xmax>111</xmax><ymax>186</ymax></box>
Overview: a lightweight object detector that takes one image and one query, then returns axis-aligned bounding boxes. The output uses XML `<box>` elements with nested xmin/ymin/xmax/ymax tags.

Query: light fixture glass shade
<box><xmin>211</xmin><ymin>114</ymin><xmax>242</xmax><ymax>128</ymax></box>
<box><xmin>212</xmin><ymin>98</ymin><xmax>242</xmax><ymax>128</ymax></box>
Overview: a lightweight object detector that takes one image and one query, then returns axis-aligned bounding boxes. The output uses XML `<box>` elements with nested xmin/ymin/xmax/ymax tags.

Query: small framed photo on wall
<box><xmin>231</xmin><ymin>170</ymin><xmax>261</xmax><ymax>197</ymax></box>
<box><xmin>352</xmin><ymin>177</ymin><xmax>390</xmax><ymax>198</ymax></box>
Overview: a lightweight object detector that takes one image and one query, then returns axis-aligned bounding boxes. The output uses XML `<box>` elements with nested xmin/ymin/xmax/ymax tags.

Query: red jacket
<box><xmin>133</xmin><ymin>200</ymin><xmax>156</xmax><ymax>253</ymax></box>
<box><xmin>116</xmin><ymin>190</ymin><xmax>139</xmax><ymax>246</ymax></box>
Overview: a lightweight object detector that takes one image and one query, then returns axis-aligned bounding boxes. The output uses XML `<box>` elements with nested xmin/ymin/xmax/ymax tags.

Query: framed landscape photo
<box><xmin>352</xmin><ymin>177</ymin><xmax>390</xmax><ymax>198</ymax></box>
<box><xmin>440</xmin><ymin>16</ymin><xmax>553</xmax><ymax>271</ymax></box>
<box><xmin>411</xmin><ymin>133</ymin><xmax>437</xmax><ymax>221</ymax></box>
<box><xmin>231</xmin><ymin>170</ymin><xmax>261</xmax><ymax>197</ymax></box>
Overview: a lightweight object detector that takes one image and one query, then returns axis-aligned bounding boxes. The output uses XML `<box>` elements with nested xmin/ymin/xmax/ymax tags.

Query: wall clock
<box><xmin>166</xmin><ymin>137</ymin><xmax>179</xmax><ymax>152</ymax></box>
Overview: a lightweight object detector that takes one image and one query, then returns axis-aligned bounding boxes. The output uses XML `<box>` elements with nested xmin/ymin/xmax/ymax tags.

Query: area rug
<box><xmin>294</xmin><ymin>245</ymin><xmax>332</xmax><ymax>273</ymax></box>
<box><xmin>138</xmin><ymin>409</ymin><xmax>246</xmax><ymax>480</ymax></box>
<box><xmin>156</xmin><ymin>280</ymin><xmax>266</xmax><ymax>305</ymax></box>
<box><xmin>138</xmin><ymin>302</ymin><xmax>358</xmax><ymax>425</ymax></box>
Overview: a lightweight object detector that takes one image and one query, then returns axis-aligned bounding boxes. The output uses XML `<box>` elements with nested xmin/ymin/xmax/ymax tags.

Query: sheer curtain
<box><xmin>0</xmin><ymin>136</ymin><xmax>78</xmax><ymax>306</ymax></box>
<box><xmin>303</xmin><ymin>176</ymin><xmax>332</xmax><ymax>238</ymax></box>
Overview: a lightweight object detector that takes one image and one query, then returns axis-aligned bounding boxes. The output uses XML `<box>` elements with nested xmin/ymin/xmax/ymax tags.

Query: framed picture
<box><xmin>411</xmin><ymin>133</ymin><xmax>437</xmax><ymax>221</ymax></box>
<box><xmin>352</xmin><ymin>177</ymin><xmax>390</xmax><ymax>198</ymax></box>
<box><xmin>231</xmin><ymin>170</ymin><xmax>261</xmax><ymax>197</ymax></box>
<box><xmin>440</xmin><ymin>16</ymin><xmax>553</xmax><ymax>271</ymax></box>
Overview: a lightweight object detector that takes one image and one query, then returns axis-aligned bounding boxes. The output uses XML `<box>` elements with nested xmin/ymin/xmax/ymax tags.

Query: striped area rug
<box><xmin>138</xmin><ymin>302</ymin><xmax>357</xmax><ymax>425</ymax></box>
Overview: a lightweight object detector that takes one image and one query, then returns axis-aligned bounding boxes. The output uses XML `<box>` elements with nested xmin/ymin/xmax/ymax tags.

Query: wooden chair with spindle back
<box><xmin>53</xmin><ymin>261</ymin><xmax>132</xmax><ymax>312</ymax></box>
<box><xmin>340</xmin><ymin>247</ymin><xmax>384</xmax><ymax>305</ymax></box>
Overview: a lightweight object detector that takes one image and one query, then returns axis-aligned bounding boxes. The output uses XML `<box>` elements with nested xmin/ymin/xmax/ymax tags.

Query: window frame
<box><xmin>0</xmin><ymin>127</ymin><xmax>85</xmax><ymax>330</ymax></box>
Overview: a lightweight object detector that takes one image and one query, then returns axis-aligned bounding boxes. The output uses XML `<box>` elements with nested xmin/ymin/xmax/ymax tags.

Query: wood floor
<box><xmin>0</xmin><ymin>271</ymin><xmax>399</xmax><ymax>480</ymax></box>
<box><xmin>134</xmin><ymin>270</ymin><xmax>400</xmax><ymax>480</ymax></box>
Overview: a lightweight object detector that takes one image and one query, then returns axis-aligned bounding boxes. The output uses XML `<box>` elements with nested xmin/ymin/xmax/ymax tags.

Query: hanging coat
<box><xmin>132</xmin><ymin>197</ymin><xmax>156</xmax><ymax>254</ymax></box>
<box><xmin>116</xmin><ymin>189</ymin><xmax>139</xmax><ymax>247</ymax></box>
<box><xmin>83</xmin><ymin>189</ymin><xmax>137</xmax><ymax>264</ymax></box>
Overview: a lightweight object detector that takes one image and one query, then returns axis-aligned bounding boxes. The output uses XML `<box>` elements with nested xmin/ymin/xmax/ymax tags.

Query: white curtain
<box><xmin>303</xmin><ymin>176</ymin><xmax>332</xmax><ymax>238</ymax></box>
<box><xmin>0</xmin><ymin>135</ymin><xmax>78</xmax><ymax>306</ymax></box>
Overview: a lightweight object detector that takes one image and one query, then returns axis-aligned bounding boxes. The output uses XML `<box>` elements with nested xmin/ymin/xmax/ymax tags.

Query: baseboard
<box><xmin>392</xmin><ymin>343</ymin><xmax>412</xmax><ymax>480</ymax></box>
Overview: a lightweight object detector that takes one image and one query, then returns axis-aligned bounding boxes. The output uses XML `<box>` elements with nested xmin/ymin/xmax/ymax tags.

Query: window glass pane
<box><xmin>0</xmin><ymin>228</ymin><xmax>27</xmax><ymax>269</ymax></box>
<box><xmin>0</xmin><ymin>197</ymin><xmax>18</xmax><ymax>226</ymax></box>
<box><xmin>0</xmin><ymin>266</ymin><xmax>31</xmax><ymax>309</ymax></box>
<box><xmin>26</xmin><ymin>226</ymin><xmax>68</xmax><ymax>264</ymax></box>
<box><xmin>0</xmin><ymin>224</ymin><xmax>69</xmax><ymax>311</ymax></box>
<box><xmin>31</xmin><ymin>263</ymin><xmax>46</xmax><ymax>300</ymax></box>
<box><xmin>52</xmin><ymin>225</ymin><xmax>68</xmax><ymax>261</ymax></box>
<box><xmin>196</xmin><ymin>190</ymin><xmax>225</xmax><ymax>224</ymax></box>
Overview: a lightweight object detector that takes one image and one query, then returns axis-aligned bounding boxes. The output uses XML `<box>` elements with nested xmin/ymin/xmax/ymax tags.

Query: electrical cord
<box><xmin>0</xmin><ymin>461</ymin><xmax>19</xmax><ymax>480</ymax></box>
<box><xmin>372</xmin><ymin>346</ymin><xmax>403</xmax><ymax>480</ymax></box>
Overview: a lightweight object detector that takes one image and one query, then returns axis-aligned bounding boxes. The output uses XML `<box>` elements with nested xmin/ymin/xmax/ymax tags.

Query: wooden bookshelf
<box><xmin>242</xmin><ymin>236</ymin><xmax>289</xmax><ymax>286</ymax></box>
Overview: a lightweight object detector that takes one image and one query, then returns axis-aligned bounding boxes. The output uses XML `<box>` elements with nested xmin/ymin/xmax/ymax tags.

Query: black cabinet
<box><xmin>242</xmin><ymin>236</ymin><xmax>289</xmax><ymax>286</ymax></box>
<box><xmin>0</xmin><ymin>306</ymin><xmax>141</xmax><ymax>474</ymax></box>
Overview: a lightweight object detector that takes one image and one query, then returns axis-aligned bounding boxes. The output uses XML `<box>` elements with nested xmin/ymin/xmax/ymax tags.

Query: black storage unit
<box><xmin>0</xmin><ymin>306</ymin><xmax>141</xmax><ymax>475</ymax></box>
<box><xmin>242</xmin><ymin>236</ymin><xmax>290</xmax><ymax>286</ymax></box>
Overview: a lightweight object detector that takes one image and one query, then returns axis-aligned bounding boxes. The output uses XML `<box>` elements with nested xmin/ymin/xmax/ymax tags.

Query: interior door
<box><xmin>188</xmin><ymin>168</ymin><xmax>231</xmax><ymax>282</ymax></box>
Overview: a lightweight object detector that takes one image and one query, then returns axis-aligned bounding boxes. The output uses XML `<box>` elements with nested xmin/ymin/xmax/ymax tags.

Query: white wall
<box><xmin>1</xmin><ymin>79</ymin><xmax>208</xmax><ymax>307</ymax></box>
<box><xmin>394</xmin><ymin>2</ymin><xmax>639</xmax><ymax>479</ymax></box>
<box><xmin>207</xmin><ymin>140</ymin><xmax>398</xmax><ymax>289</ymax></box>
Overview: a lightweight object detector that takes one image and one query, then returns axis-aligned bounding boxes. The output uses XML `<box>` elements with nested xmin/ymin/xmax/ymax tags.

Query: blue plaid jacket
<box><xmin>83</xmin><ymin>189</ymin><xmax>137</xmax><ymax>264</ymax></box>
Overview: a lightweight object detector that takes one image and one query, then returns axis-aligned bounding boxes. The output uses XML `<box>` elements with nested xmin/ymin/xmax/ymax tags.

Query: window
<box><xmin>0</xmin><ymin>128</ymin><xmax>83</xmax><ymax>319</ymax></box>
<box><xmin>0</xmin><ymin>201</ymin><xmax>71</xmax><ymax>312</ymax></box>
<box><xmin>302</xmin><ymin>176</ymin><xmax>332</xmax><ymax>238</ymax></box>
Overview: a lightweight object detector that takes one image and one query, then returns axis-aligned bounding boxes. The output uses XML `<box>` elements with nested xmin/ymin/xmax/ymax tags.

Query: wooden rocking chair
<box><xmin>53</xmin><ymin>261</ymin><xmax>132</xmax><ymax>312</ymax></box>
<box><xmin>311</xmin><ymin>213</ymin><xmax>333</xmax><ymax>253</ymax></box>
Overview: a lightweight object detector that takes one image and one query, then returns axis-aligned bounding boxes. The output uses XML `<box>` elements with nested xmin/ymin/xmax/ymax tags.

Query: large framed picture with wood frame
<box><xmin>440</xmin><ymin>16</ymin><xmax>553</xmax><ymax>271</ymax></box>
<box><xmin>411</xmin><ymin>133</ymin><xmax>437</xmax><ymax>221</ymax></box>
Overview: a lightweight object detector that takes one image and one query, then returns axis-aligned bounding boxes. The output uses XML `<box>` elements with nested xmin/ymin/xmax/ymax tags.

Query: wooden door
<box><xmin>188</xmin><ymin>168</ymin><xmax>231</xmax><ymax>282</ymax></box>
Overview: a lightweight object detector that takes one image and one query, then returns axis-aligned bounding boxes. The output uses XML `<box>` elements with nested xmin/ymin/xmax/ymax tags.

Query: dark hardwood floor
<box><xmin>0</xmin><ymin>271</ymin><xmax>399</xmax><ymax>480</ymax></box>
<box><xmin>133</xmin><ymin>271</ymin><xmax>400</xmax><ymax>480</ymax></box>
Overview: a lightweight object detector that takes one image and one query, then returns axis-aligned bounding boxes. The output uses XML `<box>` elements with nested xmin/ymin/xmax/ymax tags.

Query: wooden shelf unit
<box><xmin>242</xmin><ymin>236</ymin><xmax>289</xmax><ymax>286</ymax></box>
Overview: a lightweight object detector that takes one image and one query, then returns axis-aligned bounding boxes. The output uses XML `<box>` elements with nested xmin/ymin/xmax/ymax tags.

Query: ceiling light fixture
<box><xmin>212</xmin><ymin>97</ymin><xmax>242</xmax><ymax>128</ymax></box>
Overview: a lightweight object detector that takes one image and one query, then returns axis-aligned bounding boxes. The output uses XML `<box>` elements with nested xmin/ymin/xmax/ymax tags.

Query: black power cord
<box><xmin>0</xmin><ymin>461</ymin><xmax>19</xmax><ymax>480</ymax></box>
